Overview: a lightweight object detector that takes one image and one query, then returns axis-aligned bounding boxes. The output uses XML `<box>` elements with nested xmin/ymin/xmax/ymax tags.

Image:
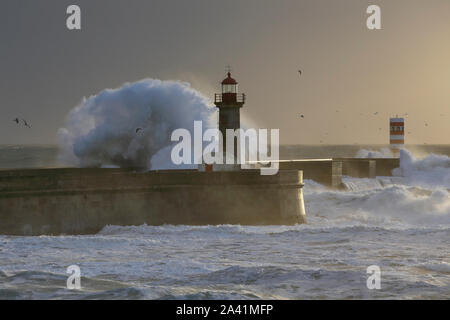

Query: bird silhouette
<box><xmin>22</xmin><ymin>119</ymin><xmax>31</xmax><ymax>128</ymax></box>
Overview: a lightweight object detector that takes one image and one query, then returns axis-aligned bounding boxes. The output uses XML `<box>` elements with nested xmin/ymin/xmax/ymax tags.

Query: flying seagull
<box><xmin>22</xmin><ymin>119</ymin><xmax>31</xmax><ymax>128</ymax></box>
<box><xmin>135</xmin><ymin>127</ymin><xmax>143</xmax><ymax>133</ymax></box>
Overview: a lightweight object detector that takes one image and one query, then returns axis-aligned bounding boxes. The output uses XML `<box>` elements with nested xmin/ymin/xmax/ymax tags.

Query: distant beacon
<box><xmin>389</xmin><ymin>117</ymin><xmax>404</xmax><ymax>156</ymax></box>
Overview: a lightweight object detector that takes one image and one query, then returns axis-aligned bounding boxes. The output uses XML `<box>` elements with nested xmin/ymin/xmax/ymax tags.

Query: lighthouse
<box><xmin>214</xmin><ymin>71</ymin><xmax>246</xmax><ymax>162</ymax></box>
<box><xmin>389</xmin><ymin>117</ymin><xmax>405</xmax><ymax>156</ymax></box>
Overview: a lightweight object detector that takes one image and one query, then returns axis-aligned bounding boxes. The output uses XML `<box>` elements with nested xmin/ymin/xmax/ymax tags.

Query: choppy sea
<box><xmin>0</xmin><ymin>144</ymin><xmax>449</xmax><ymax>299</ymax></box>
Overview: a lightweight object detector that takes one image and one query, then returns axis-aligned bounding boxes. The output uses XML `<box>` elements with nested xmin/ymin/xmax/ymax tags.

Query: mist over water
<box><xmin>0</xmin><ymin>145</ymin><xmax>449</xmax><ymax>299</ymax></box>
<box><xmin>355</xmin><ymin>147</ymin><xmax>395</xmax><ymax>158</ymax></box>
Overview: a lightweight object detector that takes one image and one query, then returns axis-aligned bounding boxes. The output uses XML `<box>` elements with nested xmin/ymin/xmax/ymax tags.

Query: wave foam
<box><xmin>58</xmin><ymin>79</ymin><xmax>214</xmax><ymax>169</ymax></box>
<box><xmin>393</xmin><ymin>149</ymin><xmax>450</xmax><ymax>189</ymax></box>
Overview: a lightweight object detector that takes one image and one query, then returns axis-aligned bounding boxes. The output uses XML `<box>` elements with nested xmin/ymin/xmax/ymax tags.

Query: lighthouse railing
<box><xmin>214</xmin><ymin>93</ymin><xmax>246</xmax><ymax>104</ymax></box>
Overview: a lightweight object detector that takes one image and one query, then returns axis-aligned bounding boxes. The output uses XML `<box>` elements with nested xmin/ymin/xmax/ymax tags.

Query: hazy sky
<box><xmin>1</xmin><ymin>0</ymin><xmax>449</xmax><ymax>145</ymax></box>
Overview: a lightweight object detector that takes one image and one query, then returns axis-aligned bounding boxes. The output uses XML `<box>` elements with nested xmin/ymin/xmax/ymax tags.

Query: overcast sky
<box><xmin>1</xmin><ymin>0</ymin><xmax>449</xmax><ymax>145</ymax></box>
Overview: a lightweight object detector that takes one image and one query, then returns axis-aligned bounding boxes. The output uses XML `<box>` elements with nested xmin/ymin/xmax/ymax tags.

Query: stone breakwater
<box><xmin>0</xmin><ymin>168</ymin><xmax>305</xmax><ymax>235</ymax></box>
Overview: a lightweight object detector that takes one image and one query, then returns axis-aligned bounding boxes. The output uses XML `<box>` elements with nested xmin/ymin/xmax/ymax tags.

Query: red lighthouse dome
<box><xmin>222</xmin><ymin>72</ymin><xmax>237</xmax><ymax>85</ymax></box>
<box><xmin>214</xmin><ymin>71</ymin><xmax>245</xmax><ymax>105</ymax></box>
<box><xmin>221</xmin><ymin>72</ymin><xmax>238</xmax><ymax>94</ymax></box>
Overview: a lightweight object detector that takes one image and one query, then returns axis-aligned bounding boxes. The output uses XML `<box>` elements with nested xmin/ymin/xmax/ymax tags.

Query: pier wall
<box><xmin>0</xmin><ymin>168</ymin><xmax>306</xmax><ymax>235</ymax></box>
<box><xmin>278</xmin><ymin>160</ymin><xmax>342</xmax><ymax>188</ymax></box>
<box><xmin>369</xmin><ymin>158</ymin><xmax>400</xmax><ymax>176</ymax></box>
<box><xmin>333</xmin><ymin>158</ymin><xmax>400</xmax><ymax>177</ymax></box>
<box><xmin>277</xmin><ymin>158</ymin><xmax>399</xmax><ymax>187</ymax></box>
<box><xmin>341</xmin><ymin>160</ymin><xmax>376</xmax><ymax>178</ymax></box>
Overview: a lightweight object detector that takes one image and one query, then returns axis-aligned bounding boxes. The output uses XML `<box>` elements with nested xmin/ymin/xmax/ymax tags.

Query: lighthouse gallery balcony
<box><xmin>214</xmin><ymin>93</ymin><xmax>246</xmax><ymax>104</ymax></box>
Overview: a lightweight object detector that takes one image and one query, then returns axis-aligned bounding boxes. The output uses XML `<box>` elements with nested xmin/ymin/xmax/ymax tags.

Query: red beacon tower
<box><xmin>214</xmin><ymin>72</ymin><xmax>246</xmax><ymax>161</ymax></box>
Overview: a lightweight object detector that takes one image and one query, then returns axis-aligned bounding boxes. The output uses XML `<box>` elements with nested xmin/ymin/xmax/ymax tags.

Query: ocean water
<box><xmin>0</xmin><ymin>145</ymin><xmax>449</xmax><ymax>299</ymax></box>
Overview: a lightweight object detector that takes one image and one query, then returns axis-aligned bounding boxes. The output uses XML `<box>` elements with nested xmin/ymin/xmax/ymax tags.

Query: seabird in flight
<box><xmin>22</xmin><ymin>119</ymin><xmax>31</xmax><ymax>128</ymax></box>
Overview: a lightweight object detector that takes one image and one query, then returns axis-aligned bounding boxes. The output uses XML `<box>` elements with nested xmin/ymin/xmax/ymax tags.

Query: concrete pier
<box><xmin>272</xmin><ymin>159</ymin><xmax>343</xmax><ymax>188</ymax></box>
<box><xmin>275</xmin><ymin>158</ymin><xmax>399</xmax><ymax>187</ymax></box>
<box><xmin>340</xmin><ymin>159</ymin><xmax>376</xmax><ymax>178</ymax></box>
<box><xmin>333</xmin><ymin>158</ymin><xmax>400</xmax><ymax>178</ymax></box>
<box><xmin>0</xmin><ymin>168</ymin><xmax>306</xmax><ymax>235</ymax></box>
<box><xmin>369</xmin><ymin>158</ymin><xmax>400</xmax><ymax>176</ymax></box>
